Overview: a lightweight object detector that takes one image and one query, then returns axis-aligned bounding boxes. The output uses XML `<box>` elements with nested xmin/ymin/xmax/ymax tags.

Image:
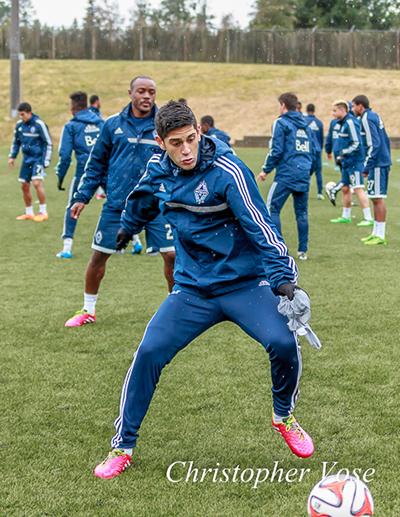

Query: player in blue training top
<box><xmin>305</xmin><ymin>104</ymin><xmax>324</xmax><ymax>200</ymax></box>
<box><xmin>329</xmin><ymin>100</ymin><xmax>373</xmax><ymax>227</ymax></box>
<box><xmin>88</xmin><ymin>94</ymin><xmax>102</xmax><ymax>119</ymax></box>
<box><xmin>258</xmin><ymin>92</ymin><xmax>314</xmax><ymax>261</ymax></box>
<box><xmin>8</xmin><ymin>102</ymin><xmax>53</xmax><ymax>222</ymax></box>
<box><xmin>93</xmin><ymin>100</ymin><xmax>319</xmax><ymax>479</ymax></box>
<box><xmin>352</xmin><ymin>95</ymin><xmax>391</xmax><ymax>245</ymax></box>
<box><xmin>56</xmin><ymin>91</ymin><xmax>104</xmax><ymax>258</ymax></box>
<box><xmin>200</xmin><ymin>115</ymin><xmax>232</xmax><ymax>147</ymax></box>
<box><xmin>65</xmin><ymin>76</ymin><xmax>175</xmax><ymax>327</ymax></box>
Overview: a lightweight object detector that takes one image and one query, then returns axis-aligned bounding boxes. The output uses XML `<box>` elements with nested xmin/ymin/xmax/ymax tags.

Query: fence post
<box><xmin>271</xmin><ymin>28</ymin><xmax>275</xmax><ymax>65</ymax></box>
<box><xmin>311</xmin><ymin>26</ymin><xmax>317</xmax><ymax>66</ymax></box>
<box><xmin>226</xmin><ymin>29</ymin><xmax>230</xmax><ymax>63</ymax></box>
<box><xmin>91</xmin><ymin>28</ymin><xmax>96</xmax><ymax>59</ymax></box>
<box><xmin>397</xmin><ymin>30</ymin><xmax>400</xmax><ymax>70</ymax></box>
<box><xmin>52</xmin><ymin>28</ymin><xmax>56</xmax><ymax>59</ymax></box>
<box><xmin>184</xmin><ymin>32</ymin><xmax>187</xmax><ymax>61</ymax></box>
<box><xmin>350</xmin><ymin>25</ymin><xmax>355</xmax><ymax>68</ymax></box>
<box><xmin>140</xmin><ymin>26</ymin><xmax>144</xmax><ymax>61</ymax></box>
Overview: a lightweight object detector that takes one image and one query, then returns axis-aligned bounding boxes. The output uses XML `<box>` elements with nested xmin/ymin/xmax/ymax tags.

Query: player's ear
<box><xmin>155</xmin><ymin>135</ymin><xmax>166</xmax><ymax>150</ymax></box>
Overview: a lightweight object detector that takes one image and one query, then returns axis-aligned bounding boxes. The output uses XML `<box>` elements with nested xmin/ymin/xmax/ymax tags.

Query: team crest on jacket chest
<box><xmin>30</xmin><ymin>126</ymin><xmax>36</xmax><ymax>133</ymax></box>
<box><xmin>194</xmin><ymin>180</ymin><xmax>209</xmax><ymax>204</ymax></box>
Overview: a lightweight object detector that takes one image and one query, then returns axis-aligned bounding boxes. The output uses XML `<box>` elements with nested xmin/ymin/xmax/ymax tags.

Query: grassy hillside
<box><xmin>1</xmin><ymin>60</ymin><xmax>400</xmax><ymax>147</ymax></box>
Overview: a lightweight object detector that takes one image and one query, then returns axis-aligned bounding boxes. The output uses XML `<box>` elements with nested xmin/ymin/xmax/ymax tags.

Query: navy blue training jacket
<box><xmin>335</xmin><ymin>113</ymin><xmax>365</xmax><ymax>167</ymax></box>
<box><xmin>359</xmin><ymin>108</ymin><xmax>391</xmax><ymax>172</ymax></box>
<box><xmin>74</xmin><ymin>103</ymin><xmax>159</xmax><ymax>211</ymax></box>
<box><xmin>262</xmin><ymin>111</ymin><xmax>314</xmax><ymax>192</ymax></box>
<box><xmin>324</xmin><ymin>119</ymin><xmax>341</xmax><ymax>158</ymax></box>
<box><xmin>9</xmin><ymin>113</ymin><xmax>53</xmax><ymax>166</ymax></box>
<box><xmin>121</xmin><ymin>136</ymin><xmax>298</xmax><ymax>297</ymax></box>
<box><xmin>56</xmin><ymin>109</ymin><xmax>104</xmax><ymax>181</ymax></box>
<box><xmin>304</xmin><ymin>114</ymin><xmax>324</xmax><ymax>153</ymax></box>
<box><xmin>206</xmin><ymin>127</ymin><xmax>232</xmax><ymax>147</ymax></box>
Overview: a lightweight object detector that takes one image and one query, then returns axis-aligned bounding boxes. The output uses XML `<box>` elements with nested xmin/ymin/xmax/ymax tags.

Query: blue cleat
<box><xmin>56</xmin><ymin>250</ymin><xmax>72</xmax><ymax>258</ymax></box>
<box><xmin>131</xmin><ymin>242</ymin><xmax>143</xmax><ymax>255</ymax></box>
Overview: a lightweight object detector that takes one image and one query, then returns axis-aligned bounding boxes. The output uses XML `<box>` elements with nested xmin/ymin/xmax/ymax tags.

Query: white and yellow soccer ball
<box><xmin>307</xmin><ymin>474</ymin><xmax>374</xmax><ymax>516</ymax></box>
<box><xmin>325</xmin><ymin>181</ymin><xmax>336</xmax><ymax>194</ymax></box>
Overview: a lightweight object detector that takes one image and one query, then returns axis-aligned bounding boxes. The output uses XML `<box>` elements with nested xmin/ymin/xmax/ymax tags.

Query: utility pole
<box><xmin>10</xmin><ymin>0</ymin><xmax>21</xmax><ymax>118</ymax></box>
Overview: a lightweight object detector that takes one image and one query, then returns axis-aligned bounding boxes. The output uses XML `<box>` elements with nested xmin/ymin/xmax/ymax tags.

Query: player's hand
<box><xmin>257</xmin><ymin>171</ymin><xmax>267</xmax><ymax>182</ymax></box>
<box><xmin>326</xmin><ymin>154</ymin><xmax>332</xmax><ymax>160</ymax></box>
<box><xmin>335</xmin><ymin>155</ymin><xmax>344</xmax><ymax>167</ymax></box>
<box><xmin>57</xmin><ymin>177</ymin><xmax>65</xmax><ymax>191</ymax></box>
<box><xmin>116</xmin><ymin>228</ymin><xmax>132</xmax><ymax>251</ymax></box>
<box><xmin>8</xmin><ymin>158</ymin><xmax>15</xmax><ymax>169</ymax></box>
<box><xmin>277</xmin><ymin>282</ymin><xmax>308</xmax><ymax>301</ymax></box>
<box><xmin>70</xmin><ymin>202</ymin><xmax>85</xmax><ymax>219</ymax></box>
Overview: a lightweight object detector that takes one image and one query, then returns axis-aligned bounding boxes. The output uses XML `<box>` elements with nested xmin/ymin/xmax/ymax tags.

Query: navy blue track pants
<box><xmin>111</xmin><ymin>280</ymin><xmax>301</xmax><ymax>449</ymax></box>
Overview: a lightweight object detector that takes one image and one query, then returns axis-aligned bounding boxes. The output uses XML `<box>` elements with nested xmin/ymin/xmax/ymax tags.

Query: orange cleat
<box><xmin>16</xmin><ymin>213</ymin><xmax>35</xmax><ymax>220</ymax></box>
<box><xmin>33</xmin><ymin>212</ymin><xmax>49</xmax><ymax>222</ymax></box>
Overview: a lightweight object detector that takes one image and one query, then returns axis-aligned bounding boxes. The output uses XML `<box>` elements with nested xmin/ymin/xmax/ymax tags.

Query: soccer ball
<box><xmin>307</xmin><ymin>474</ymin><xmax>374</xmax><ymax>516</ymax></box>
<box><xmin>325</xmin><ymin>181</ymin><xmax>336</xmax><ymax>193</ymax></box>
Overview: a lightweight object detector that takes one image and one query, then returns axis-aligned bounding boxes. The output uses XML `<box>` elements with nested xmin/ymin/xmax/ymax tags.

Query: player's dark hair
<box><xmin>178</xmin><ymin>98</ymin><xmax>187</xmax><ymax>105</ymax></box>
<box><xmin>130</xmin><ymin>75</ymin><xmax>154</xmax><ymax>89</ymax></box>
<box><xmin>307</xmin><ymin>103</ymin><xmax>315</xmax><ymax>113</ymax></box>
<box><xmin>352</xmin><ymin>95</ymin><xmax>369</xmax><ymax>109</ymax></box>
<box><xmin>200</xmin><ymin>115</ymin><xmax>214</xmax><ymax>127</ymax></box>
<box><xmin>17</xmin><ymin>102</ymin><xmax>31</xmax><ymax>112</ymax></box>
<box><xmin>90</xmin><ymin>94</ymin><xmax>100</xmax><ymax>105</ymax></box>
<box><xmin>70</xmin><ymin>91</ymin><xmax>87</xmax><ymax>109</ymax></box>
<box><xmin>278</xmin><ymin>92</ymin><xmax>298</xmax><ymax>111</ymax></box>
<box><xmin>155</xmin><ymin>100</ymin><xmax>197</xmax><ymax>140</ymax></box>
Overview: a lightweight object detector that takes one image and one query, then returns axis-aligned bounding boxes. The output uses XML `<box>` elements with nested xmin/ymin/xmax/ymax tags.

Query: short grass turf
<box><xmin>0</xmin><ymin>149</ymin><xmax>399</xmax><ymax>516</ymax></box>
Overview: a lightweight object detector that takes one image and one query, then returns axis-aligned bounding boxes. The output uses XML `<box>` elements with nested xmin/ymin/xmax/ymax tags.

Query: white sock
<box><xmin>26</xmin><ymin>206</ymin><xmax>34</xmax><ymax>216</ymax></box>
<box><xmin>376</xmin><ymin>222</ymin><xmax>386</xmax><ymax>239</ymax></box>
<box><xmin>39</xmin><ymin>204</ymin><xmax>47</xmax><ymax>215</ymax></box>
<box><xmin>83</xmin><ymin>293</ymin><xmax>98</xmax><ymax>315</ymax></box>
<box><xmin>132</xmin><ymin>234</ymin><xmax>140</xmax><ymax>245</ymax></box>
<box><xmin>63</xmin><ymin>238</ymin><xmax>73</xmax><ymax>252</ymax></box>
<box><xmin>343</xmin><ymin>207</ymin><xmax>351</xmax><ymax>219</ymax></box>
<box><xmin>273</xmin><ymin>412</ymin><xmax>289</xmax><ymax>423</ymax></box>
<box><xmin>371</xmin><ymin>221</ymin><xmax>378</xmax><ymax>237</ymax></box>
<box><xmin>117</xmin><ymin>447</ymin><xmax>133</xmax><ymax>455</ymax></box>
<box><xmin>363</xmin><ymin>207</ymin><xmax>372</xmax><ymax>220</ymax></box>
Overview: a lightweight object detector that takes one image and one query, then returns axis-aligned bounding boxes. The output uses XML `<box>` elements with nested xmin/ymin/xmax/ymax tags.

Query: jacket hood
<box><xmin>29</xmin><ymin>113</ymin><xmax>40</xmax><ymax>124</ymax></box>
<box><xmin>72</xmin><ymin>108</ymin><xmax>103</xmax><ymax>124</ymax></box>
<box><xmin>282</xmin><ymin>110</ymin><xmax>308</xmax><ymax>129</ymax></box>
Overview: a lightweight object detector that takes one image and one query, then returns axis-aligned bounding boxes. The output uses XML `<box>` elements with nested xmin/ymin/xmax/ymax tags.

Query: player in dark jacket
<box><xmin>8</xmin><ymin>102</ymin><xmax>52</xmax><ymax>221</ymax></box>
<box><xmin>92</xmin><ymin>101</ymin><xmax>318</xmax><ymax>479</ymax></box>
<box><xmin>200</xmin><ymin>115</ymin><xmax>231</xmax><ymax>147</ymax></box>
<box><xmin>258</xmin><ymin>92</ymin><xmax>314</xmax><ymax>260</ymax></box>
<box><xmin>56</xmin><ymin>91</ymin><xmax>104</xmax><ymax>258</ymax></box>
<box><xmin>304</xmin><ymin>104</ymin><xmax>324</xmax><ymax>199</ymax></box>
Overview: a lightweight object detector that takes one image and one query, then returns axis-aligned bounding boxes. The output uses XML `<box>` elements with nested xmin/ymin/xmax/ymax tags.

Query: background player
<box><xmin>56</xmin><ymin>91</ymin><xmax>104</xmax><ymax>258</ymax></box>
<box><xmin>329</xmin><ymin>100</ymin><xmax>373</xmax><ymax>227</ymax></box>
<box><xmin>257</xmin><ymin>92</ymin><xmax>314</xmax><ymax>261</ymax></box>
<box><xmin>88</xmin><ymin>95</ymin><xmax>102</xmax><ymax>118</ymax></box>
<box><xmin>352</xmin><ymin>94</ymin><xmax>391</xmax><ymax>245</ymax></box>
<box><xmin>93</xmin><ymin>100</ymin><xmax>316</xmax><ymax>479</ymax></box>
<box><xmin>200</xmin><ymin>115</ymin><xmax>231</xmax><ymax>147</ymax></box>
<box><xmin>305</xmin><ymin>104</ymin><xmax>324</xmax><ymax>200</ymax></box>
<box><xmin>8</xmin><ymin>102</ymin><xmax>53</xmax><ymax>222</ymax></box>
<box><xmin>65</xmin><ymin>76</ymin><xmax>175</xmax><ymax>327</ymax></box>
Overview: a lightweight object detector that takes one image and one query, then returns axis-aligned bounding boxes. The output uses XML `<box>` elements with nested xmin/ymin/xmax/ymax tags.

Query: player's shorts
<box><xmin>367</xmin><ymin>166</ymin><xmax>389</xmax><ymax>199</ymax></box>
<box><xmin>19</xmin><ymin>161</ymin><xmax>44</xmax><ymax>183</ymax></box>
<box><xmin>341</xmin><ymin>163</ymin><xmax>364</xmax><ymax>189</ymax></box>
<box><xmin>92</xmin><ymin>206</ymin><xmax>174</xmax><ymax>255</ymax></box>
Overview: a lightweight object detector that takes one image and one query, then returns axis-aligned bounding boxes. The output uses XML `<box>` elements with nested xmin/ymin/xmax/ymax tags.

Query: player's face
<box><xmin>352</xmin><ymin>102</ymin><xmax>362</xmax><ymax>116</ymax></box>
<box><xmin>129</xmin><ymin>78</ymin><xmax>156</xmax><ymax>117</ymax></box>
<box><xmin>18</xmin><ymin>111</ymin><xmax>32</xmax><ymax>123</ymax></box>
<box><xmin>156</xmin><ymin>125</ymin><xmax>201</xmax><ymax>170</ymax></box>
<box><xmin>332</xmin><ymin>106</ymin><xmax>346</xmax><ymax>120</ymax></box>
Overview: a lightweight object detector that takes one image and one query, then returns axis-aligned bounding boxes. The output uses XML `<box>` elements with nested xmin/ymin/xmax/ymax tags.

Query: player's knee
<box><xmin>267</xmin><ymin>334</ymin><xmax>298</xmax><ymax>360</ymax></box>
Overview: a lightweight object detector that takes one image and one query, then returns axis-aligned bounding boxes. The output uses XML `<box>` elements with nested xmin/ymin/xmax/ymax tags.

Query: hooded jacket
<box><xmin>56</xmin><ymin>108</ymin><xmax>104</xmax><ymax>181</ymax></box>
<box><xmin>9</xmin><ymin>113</ymin><xmax>52</xmax><ymax>167</ymax></box>
<box><xmin>206</xmin><ymin>127</ymin><xmax>232</xmax><ymax>147</ymax></box>
<box><xmin>359</xmin><ymin>108</ymin><xmax>391</xmax><ymax>171</ymax></box>
<box><xmin>335</xmin><ymin>112</ymin><xmax>365</xmax><ymax>168</ymax></box>
<box><xmin>121</xmin><ymin>136</ymin><xmax>298</xmax><ymax>297</ymax></box>
<box><xmin>74</xmin><ymin>103</ymin><xmax>159</xmax><ymax>211</ymax></box>
<box><xmin>304</xmin><ymin>114</ymin><xmax>324</xmax><ymax>153</ymax></box>
<box><xmin>324</xmin><ymin>119</ymin><xmax>341</xmax><ymax>158</ymax></box>
<box><xmin>262</xmin><ymin>111</ymin><xmax>314</xmax><ymax>191</ymax></box>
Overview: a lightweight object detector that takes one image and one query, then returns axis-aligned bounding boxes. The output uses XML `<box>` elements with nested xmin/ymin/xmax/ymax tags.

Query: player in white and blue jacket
<box><xmin>92</xmin><ymin>101</ymin><xmax>317</xmax><ymax>478</ymax></box>
<box><xmin>200</xmin><ymin>115</ymin><xmax>232</xmax><ymax>147</ymax></box>
<box><xmin>352</xmin><ymin>95</ymin><xmax>391</xmax><ymax>244</ymax></box>
<box><xmin>258</xmin><ymin>93</ymin><xmax>314</xmax><ymax>259</ymax></box>
<box><xmin>329</xmin><ymin>100</ymin><xmax>373</xmax><ymax>227</ymax></box>
<box><xmin>305</xmin><ymin>104</ymin><xmax>324</xmax><ymax>199</ymax></box>
<box><xmin>65</xmin><ymin>76</ymin><xmax>175</xmax><ymax>327</ymax></box>
<box><xmin>55</xmin><ymin>91</ymin><xmax>104</xmax><ymax>258</ymax></box>
<box><xmin>8</xmin><ymin>102</ymin><xmax>53</xmax><ymax>221</ymax></box>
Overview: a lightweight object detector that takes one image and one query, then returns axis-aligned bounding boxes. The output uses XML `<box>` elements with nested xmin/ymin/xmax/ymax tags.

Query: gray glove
<box><xmin>277</xmin><ymin>289</ymin><xmax>322</xmax><ymax>349</ymax></box>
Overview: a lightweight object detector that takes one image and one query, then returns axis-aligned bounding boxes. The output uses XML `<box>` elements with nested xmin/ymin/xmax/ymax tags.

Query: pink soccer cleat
<box><xmin>272</xmin><ymin>411</ymin><xmax>314</xmax><ymax>458</ymax></box>
<box><xmin>65</xmin><ymin>310</ymin><xmax>96</xmax><ymax>327</ymax></box>
<box><xmin>33</xmin><ymin>212</ymin><xmax>49</xmax><ymax>222</ymax></box>
<box><xmin>94</xmin><ymin>449</ymin><xmax>131</xmax><ymax>479</ymax></box>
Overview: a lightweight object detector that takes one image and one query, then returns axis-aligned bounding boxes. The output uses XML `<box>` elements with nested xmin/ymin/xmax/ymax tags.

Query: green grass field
<box><xmin>1</xmin><ymin>147</ymin><xmax>400</xmax><ymax>516</ymax></box>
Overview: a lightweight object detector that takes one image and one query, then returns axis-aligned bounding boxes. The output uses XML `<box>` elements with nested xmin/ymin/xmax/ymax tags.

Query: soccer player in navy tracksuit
<box><xmin>8</xmin><ymin>102</ymin><xmax>53</xmax><ymax>222</ymax></box>
<box><xmin>65</xmin><ymin>76</ymin><xmax>175</xmax><ymax>327</ymax></box>
<box><xmin>329</xmin><ymin>100</ymin><xmax>373</xmax><ymax>227</ymax></box>
<box><xmin>200</xmin><ymin>115</ymin><xmax>232</xmax><ymax>147</ymax></box>
<box><xmin>257</xmin><ymin>92</ymin><xmax>314</xmax><ymax>261</ymax></box>
<box><xmin>93</xmin><ymin>100</ymin><xmax>316</xmax><ymax>480</ymax></box>
<box><xmin>304</xmin><ymin>104</ymin><xmax>324</xmax><ymax>200</ymax></box>
<box><xmin>352</xmin><ymin>95</ymin><xmax>391</xmax><ymax>245</ymax></box>
<box><xmin>56</xmin><ymin>91</ymin><xmax>104</xmax><ymax>258</ymax></box>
